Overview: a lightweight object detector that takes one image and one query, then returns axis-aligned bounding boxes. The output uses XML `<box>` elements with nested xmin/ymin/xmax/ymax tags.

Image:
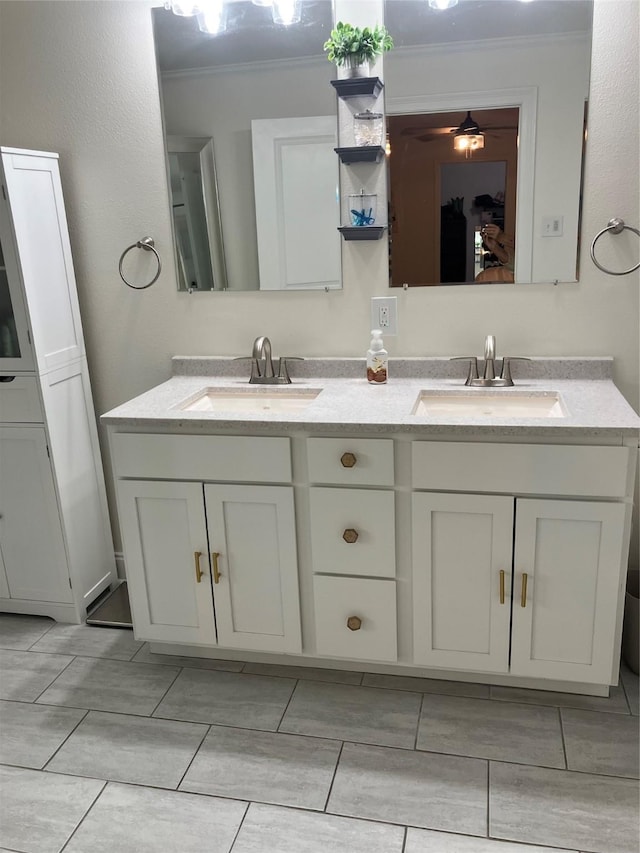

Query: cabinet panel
<box><xmin>511</xmin><ymin>498</ymin><xmax>627</xmax><ymax>683</ymax></box>
<box><xmin>314</xmin><ymin>575</ymin><xmax>397</xmax><ymax>662</ymax></box>
<box><xmin>0</xmin><ymin>376</ymin><xmax>42</xmax><ymax>422</ymax></box>
<box><xmin>309</xmin><ymin>487</ymin><xmax>396</xmax><ymax>577</ymax></box>
<box><xmin>412</xmin><ymin>492</ymin><xmax>513</xmax><ymax>673</ymax></box>
<box><xmin>0</xmin><ymin>189</ymin><xmax>34</xmax><ymax>372</ymax></box>
<box><xmin>205</xmin><ymin>484</ymin><xmax>301</xmax><ymax>653</ymax></box>
<box><xmin>116</xmin><ymin>480</ymin><xmax>216</xmax><ymax>645</ymax></box>
<box><xmin>2</xmin><ymin>151</ymin><xmax>83</xmax><ymax>371</ymax></box>
<box><xmin>112</xmin><ymin>433</ymin><xmax>291</xmax><ymax>483</ymax></box>
<box><xmin>412</xmin><ymin>442</ymin><xmax>630</xmax><ymax>498</ymax></box>
<box><xmin>0</xmin><ymin>427</ymin><xmax>71</xmax><ymax>603</ymax></box>
<box><xmin>307</xmin><ymin>437</ymin><xmax>394</xmax><ymax>486</ymax></box>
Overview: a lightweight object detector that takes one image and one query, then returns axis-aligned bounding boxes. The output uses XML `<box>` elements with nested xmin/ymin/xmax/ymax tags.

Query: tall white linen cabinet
<box><xmin>0</xmin><ymin>147</ymin><xmax>115</xmax><ymax>622</ymax></box>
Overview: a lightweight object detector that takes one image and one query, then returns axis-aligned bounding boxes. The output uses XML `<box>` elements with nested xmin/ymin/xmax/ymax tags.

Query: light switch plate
<box><xmin>542</xmin><ymin>215</ymin><xmax>564</xmax><ymax>237</ymax></box>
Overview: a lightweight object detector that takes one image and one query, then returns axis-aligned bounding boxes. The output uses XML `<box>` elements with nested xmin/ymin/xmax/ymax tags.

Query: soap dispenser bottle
<box><xmin>367</xmin><ymin>329</ymin><xmax>388</xmax><ymax>384</ymax></box>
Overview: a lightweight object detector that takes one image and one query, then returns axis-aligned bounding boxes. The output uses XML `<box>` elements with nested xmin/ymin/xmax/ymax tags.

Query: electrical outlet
<box><xmin>371</xmin><ymin>296</ymin><xmax>398</xmax><ymax>336</ymax></box>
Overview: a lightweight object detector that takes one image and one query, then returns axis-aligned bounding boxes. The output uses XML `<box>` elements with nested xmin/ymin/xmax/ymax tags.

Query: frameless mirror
<box><xmin>384</xmin><ymin>0</ymin><xmax>593</xmax><ymax>286</ymax></box>
<box><xmin>152</xmin><ymin>1</ymin><xmax>340</xmax><ymax>292</ymax></box>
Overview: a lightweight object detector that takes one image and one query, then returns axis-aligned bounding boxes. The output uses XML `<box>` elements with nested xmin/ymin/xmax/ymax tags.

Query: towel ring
<box><xmin>119</xmin><ymin>237</ymin><xmax>162</xmax><ymax>289</ymax></box>
<box><xmin>590</xmin><ymin>218</ymin><xmax>640</xmax><ymax>276</ymax></box>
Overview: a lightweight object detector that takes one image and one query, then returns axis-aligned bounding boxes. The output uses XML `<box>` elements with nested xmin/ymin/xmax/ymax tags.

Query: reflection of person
<box><xmin>476</xmin><ymin>223</ymin><xmax>515</xmax><ymax>283</ymax></box>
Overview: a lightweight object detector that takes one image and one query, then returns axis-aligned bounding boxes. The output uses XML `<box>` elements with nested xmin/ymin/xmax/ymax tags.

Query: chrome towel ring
<box><xmin>590</xmin><ymin>218</ymin><xmax>640</xmax><ymax>276</ymax></box>
<box><xmin>119</xmin><ymin>237</ymin><xmax>162</xmax><ymax>289</ymax></box>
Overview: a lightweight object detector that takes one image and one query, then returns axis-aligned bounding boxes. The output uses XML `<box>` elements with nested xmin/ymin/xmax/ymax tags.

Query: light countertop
<box><xmin>101</xmin><ymin>357</ymin><xmax>640</xmax><ymax>439</ymax></box>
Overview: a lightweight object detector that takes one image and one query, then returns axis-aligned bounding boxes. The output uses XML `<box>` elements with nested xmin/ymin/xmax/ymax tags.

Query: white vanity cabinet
<box><xmin>0</xmin><ymin>148</ymin><xmax>115</xmax><ymax>622</ymax></box>
<box><xmin>112</xmin><ymin>433</ymin><xmax>301</xmax><ymax>653</ymax></box>
<box><xmin>411</xmin><ymin>442</ymin><xmax>632</xmax><ymax>685</ymax></box>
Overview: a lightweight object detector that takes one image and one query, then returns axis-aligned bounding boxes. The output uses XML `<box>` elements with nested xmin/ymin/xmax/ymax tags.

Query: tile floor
<box><xmin>0</xmin><ymin>613</ymin><xmax>638</xmax><ymax>853</ymax></box>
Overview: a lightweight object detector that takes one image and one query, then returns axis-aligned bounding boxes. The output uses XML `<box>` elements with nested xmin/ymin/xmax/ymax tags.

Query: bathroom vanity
<box><xmin>102</xmin><ymin>357</ymin><xmax>639</xmax><ymax>696</ymax></box>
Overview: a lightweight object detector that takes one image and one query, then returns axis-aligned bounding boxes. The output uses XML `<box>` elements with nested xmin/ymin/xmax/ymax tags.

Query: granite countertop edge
<box><xmin>101</xmin><ymin>357</ymin><xmax>640</xmax><ymax>437</ymax></box>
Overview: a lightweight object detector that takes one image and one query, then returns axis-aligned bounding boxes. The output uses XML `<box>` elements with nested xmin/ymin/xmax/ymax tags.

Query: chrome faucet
<box><xmin>248</xmin><ymin>336</ymin><xmax>301</xmax><ymax>384</ymax></box>
<box><xmin>451</xmin><ymin>335</ymin><xmax>529</xmax><ymax>387</ymax></box>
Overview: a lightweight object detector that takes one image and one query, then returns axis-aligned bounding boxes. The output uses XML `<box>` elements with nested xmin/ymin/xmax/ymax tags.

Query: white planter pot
<box><xmin>339</xmin><ymin>56</ymin><xmax>371</xmax><ymax>78</ymax></box>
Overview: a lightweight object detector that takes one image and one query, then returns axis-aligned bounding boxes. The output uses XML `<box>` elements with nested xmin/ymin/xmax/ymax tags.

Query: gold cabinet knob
<box><xmin>341</xmin><ymin>452</ymin><xmax>357</xmax><ymax>468</ymax></box>
<box><xmin>347</xmin><ymin>615</ymin><xmax>362</xmax><ymax>631</ymax></box>
<box><xmin>342</xmin><ymin>528</ymin><xmax>359</xmax><ymax>544</ymax></box>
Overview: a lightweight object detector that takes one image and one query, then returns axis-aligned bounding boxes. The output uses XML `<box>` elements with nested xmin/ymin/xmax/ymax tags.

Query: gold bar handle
<box><xmin>499</xmin><ymin>569</ymin><xmax>505</xmax><ymax>605</ymax></box>
<box><xmin>521</xmin><ymin>572</ymin><xmax>528</xmax><ymax>608</ymax></box>
<box><xmin>211</xmin><ymin>551</ymin><xmax>222</xmax><ymax>585</ymax></box>
<box><xmin>194</xmin><ymin>551</ymin><xmax>204</xmax><ymax>583</ymax></box>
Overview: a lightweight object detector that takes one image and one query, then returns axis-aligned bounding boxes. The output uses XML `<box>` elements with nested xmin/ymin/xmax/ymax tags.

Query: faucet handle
<box><xmin>500</xmin><ymin>356</ymin><xmax>531</xmax><ymax>386</ymax></box>
<box><xmin>450</xmin><ymin>356</ymin><xmax>479</xmax><ymax>386</ymax></box>
<box><xmin>277</xmin><ymin>357</ymin><xmax>303</xmax><ymax>384</ymax></box>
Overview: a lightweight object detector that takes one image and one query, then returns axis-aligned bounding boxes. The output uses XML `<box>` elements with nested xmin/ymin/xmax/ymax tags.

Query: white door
<box><xmin>117</xmin><ymin>480</ymin><xmax>216</xmax><ymax>646</ymax></box>
<box><xmin>252</xmin><ymin>116</ymin><xmax>340</xmax><ymax>291</ymax></box>
<box><xmin>511</xmin><ymin>498</ymin><xmax>628</xmax><ymax>683</ymax></box>
<box><xmin>412</xmin><ymin>492</ymin><xmax>514</xmax><ymax>672</ymax></box>
<box><xmin>0</xmin><ymin>427</ymin><xmax>71</xmax><ymax>602</ymax></box>
<box><xmin>205</xmin><ymin>484</ymin><xmax>301</xmax><ymax>653</ymax></box>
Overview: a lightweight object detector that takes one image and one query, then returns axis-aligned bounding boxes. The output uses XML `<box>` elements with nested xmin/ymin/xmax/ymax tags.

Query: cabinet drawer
<box><xmin>313</xmin><ymin>575</ymin><xmax>397</xmax><ymax>662</ymax></box>
<box><xmin>309</xmin><ymin>487</ymin><xmax>396</xmax><ymax>578</ymax></box>
<box><xmin>0</xmin><ymin>376</ymin><xmax>42</xmax><ymax>423</ymax></box>
<box><xmin>412</xmin><ymin>441</ymin><xmax>630</xmax><ymax>498</ymax></box>
<box><xmin>307</xmin><ymin>437</ymin><xmax>394</xmax><ymax>486</ymax></box>
<box><xmin>111</xmin><ymin>433</ymin><xmax>291</xmax><ymax>482</ymax></box>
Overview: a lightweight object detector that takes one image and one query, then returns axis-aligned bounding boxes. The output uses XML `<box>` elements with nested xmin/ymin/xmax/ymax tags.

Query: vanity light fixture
<box><xmin>428</xmin><ymin>0</ymin><xmax>459</xmax><ymax>9</ymax></box>
<box><xmin>272</xmin><ymin>0</ymin><xmax>302</xmax><ymax>25</ymax></box>
<box><xmin>197</xmin><ymin>0</ymin><xmax>227</xmax><ymax>34</ymax></box>
<box><xmin>166</xmin><ymin>0</ymin><xmax>301</xmax><ymax>29</ymax></box>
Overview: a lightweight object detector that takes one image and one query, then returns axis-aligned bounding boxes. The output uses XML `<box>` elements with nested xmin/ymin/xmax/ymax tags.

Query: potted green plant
<box><xmin>323</xmin><ymin>21</ymin><xmax>393</xmax><ymax>77</ymax></box>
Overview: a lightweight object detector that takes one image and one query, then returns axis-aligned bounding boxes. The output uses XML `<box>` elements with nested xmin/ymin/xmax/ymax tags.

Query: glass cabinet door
<box><xmin>0</xmin><ymin>201</ymin><xmax>33</xmax><ymax>372</ymax></box>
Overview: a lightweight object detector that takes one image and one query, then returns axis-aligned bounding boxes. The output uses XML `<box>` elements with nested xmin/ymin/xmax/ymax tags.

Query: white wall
<box><xmin>0</xmin><ymin>0</ymin><xmax>638</xmax><ymax>563</ymax></box>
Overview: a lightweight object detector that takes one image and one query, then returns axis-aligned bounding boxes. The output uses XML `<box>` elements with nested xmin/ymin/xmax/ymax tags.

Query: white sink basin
<box><xmin>412</xmin><ymin>390</ymin><xmax>567</xmax><ymax>418</ymax></box>
<box><xmin>180</xmin><ymin>387</ymin><xmax>321</xmax><ymax>414</ymax></box>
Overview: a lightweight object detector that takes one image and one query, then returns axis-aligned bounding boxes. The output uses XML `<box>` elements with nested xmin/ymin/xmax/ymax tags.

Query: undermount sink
<box><xmin>179</xmin><ymin>387</ymin><xmax>322</xmax><ymax>414</ymax></box>
<box><xmin>411</xmin><ymin>390</ymin><xmax>567</xmax><ymax>419</ymax></box>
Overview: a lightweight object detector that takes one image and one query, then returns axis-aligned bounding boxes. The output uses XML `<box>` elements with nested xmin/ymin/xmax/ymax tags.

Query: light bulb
<box><xmin>197</xmin><ymin>0</ymin><xmax>226</xmax><ymax>34</ymax></box>
<box><xmin>170</xmin><ymin>0</ymin><xmax>203</xmax><ymax>16</ymax></box>
<box><xmin>272</xmin><ymin>0</ymin><xmax>301</xmax><ymax>25</ymax></box>
<box><xmin>428</xmin><ymin>0</ymin><xmax>459</xmax><ymax>9</ymax></box>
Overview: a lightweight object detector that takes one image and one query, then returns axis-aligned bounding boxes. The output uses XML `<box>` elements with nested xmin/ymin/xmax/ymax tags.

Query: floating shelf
<box><xmin>330</xmin><ymin>77</ymin><xmax>384</xmax><ymax>99</ymax></box>
<box><xmin>335</xmin><ymin>146</ymin><xmax>385</xmax><ymax>164</ymax></box>
<box><xmin>338</xmin><ymin>226</ymin><xmax>387</xmax><ymax>241</ymax></box>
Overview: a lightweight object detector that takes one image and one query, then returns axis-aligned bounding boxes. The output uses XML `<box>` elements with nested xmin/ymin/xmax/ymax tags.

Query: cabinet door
<box><xmin>412</xmin><ymin>492</ymin><xmax>514</xmax><ymax>673</ymax></box>
<box><xmin>205</xmin><ymin>484</ymin><xmax>301</xmax><ymax>653</ymax></box>
<box><xmin>0</xmin><ymin>198</ymin><xmax>34</xmax><ymax>371</ymax></box>
<box><xmin>511</xmin><ymin>498</ymin><xmax>627</xmax><ymax>683</ymax></box>
<box><xmin>117</xmin><ymin>480</ymin><xmax>216</xmax><ymax>645</ymax></box>
<box><xmin>0</xmin><ymin>427</ymin><xmax>71</xmax><ymax>602</ymax></box>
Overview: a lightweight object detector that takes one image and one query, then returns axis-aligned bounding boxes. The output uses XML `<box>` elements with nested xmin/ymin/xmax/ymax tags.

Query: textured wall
<box><xmin>0</xmin><ymin>0</ymin><xmax>638</xmax><ymax>561</ymax></box>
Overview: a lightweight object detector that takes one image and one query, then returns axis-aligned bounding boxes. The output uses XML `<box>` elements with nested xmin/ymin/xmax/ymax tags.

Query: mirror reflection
<box><xmin>384</xmin><ymin>0</ymin><xmax>593</xmax><ymax>285</ymax></box>
<box><xmin>153</xmin><ymin>0</ymin><xmax>593</xmax><ymax>291</ymax></box>
<box><xmin>153</xmin><ymin>0</ymin><xmax>338</xmax><ymax>292</ymax></box>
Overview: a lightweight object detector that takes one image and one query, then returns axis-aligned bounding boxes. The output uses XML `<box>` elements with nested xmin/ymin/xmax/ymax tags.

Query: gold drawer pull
<box><xmin>211</xmin><ymin>552</ymin><xmax>222</xmax><ymax>585</ymax></box>
<box><xmin>340</xmin><ymin>452</ymin><xmax>357</xmax><ymax>468</ymax></box>
<box><xmin>499</xmin><ymin>569</ymin><xmax>505</xmax><ymax>605</ymax></box>
<box><xmin>194</xmin><ymin>551</ymin><xmax>204</xmax><ymax>583</ymax></box>
<box><xmin>521</xmin><ymin>572</ymin><xmax>528</xmax><ymax>608</ymax></box>
<box><xmin>342</xmin><ymin>528</ymin><xmax>359</xmax><ymax>544</ymax></box>
<box><xmin>347</xmin><ymin>616</ymin><xmax>362</xmax><ymax>631</ymax></box>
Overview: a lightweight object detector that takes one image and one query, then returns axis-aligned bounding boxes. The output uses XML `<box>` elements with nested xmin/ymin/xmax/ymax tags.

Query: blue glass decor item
<box><xmin>349</xmin><ymin>191</ymin><xmax>377</xmax><ymax>226</ymax></box>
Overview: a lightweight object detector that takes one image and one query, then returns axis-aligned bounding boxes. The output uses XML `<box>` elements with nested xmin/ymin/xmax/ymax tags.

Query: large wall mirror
<box><xmin>152</xmin><ymin>0</ymin><xmax>340</xmax><ymax>292</ymax></box>
<box><xmin>152</xmin><ymin>0</ymin><xmax>592</xmax><ymax>291</ymax></box>
<box><xmin>384</xmin><ymin>0</ymin><xmax>593</xmax><ymax>286</ymax></box>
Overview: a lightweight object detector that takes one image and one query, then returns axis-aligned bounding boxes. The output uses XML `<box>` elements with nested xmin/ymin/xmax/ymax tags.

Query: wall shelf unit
<box><xmin>338</xmin><ymin>226</ymin><xmax>386</xmax><ymax>241</ymax></box>
<box><xmin>335</xmin><ymin>146</ymin><xmax>385</xmax><ymax>164</ymax></box>
<box><xmin>331</xmin><ymin>77</ymin><xmax>384</xmax><ymax>99</ymax></box>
